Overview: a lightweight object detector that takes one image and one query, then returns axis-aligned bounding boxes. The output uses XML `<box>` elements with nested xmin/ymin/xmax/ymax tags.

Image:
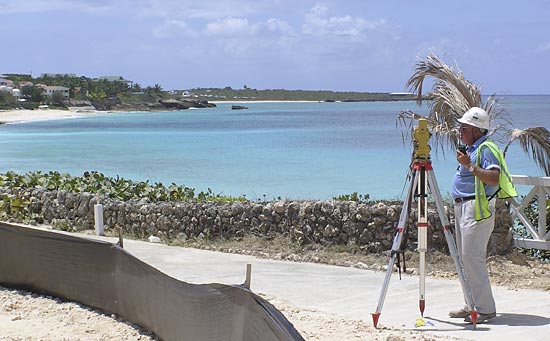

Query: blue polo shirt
<box><xmin>451</xmin><ymin>135</ymin><xmax>500</xmax><ymax>199</ymax></box>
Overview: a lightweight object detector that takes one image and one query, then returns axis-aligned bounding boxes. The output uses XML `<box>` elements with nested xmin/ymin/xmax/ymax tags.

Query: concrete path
<box><xmin>82</xmin><ymin>234</ymin><xmax>549</xmax><ymax>341</ymax></box>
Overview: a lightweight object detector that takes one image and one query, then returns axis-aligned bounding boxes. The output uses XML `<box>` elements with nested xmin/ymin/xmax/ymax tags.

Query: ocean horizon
<box><xmin>0</xmin><ymin>95</ymin><xmax>548</xmax><ymax>201</ymax></box>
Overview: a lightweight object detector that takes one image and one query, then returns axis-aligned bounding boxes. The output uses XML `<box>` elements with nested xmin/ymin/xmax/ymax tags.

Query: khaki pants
<box><xmin>454</xmin><ymin>199</ymin><xmax>496</xmax><ymax>314</ymax></box>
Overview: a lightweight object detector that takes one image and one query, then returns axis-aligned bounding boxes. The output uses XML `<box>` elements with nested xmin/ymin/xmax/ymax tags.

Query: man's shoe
<box><xmin>449</xmin><ymin>309</ymin><xmax>469</xmax><ymax>318</ymax></box>
<box><xmin>464</xmin><ymin>312</ymin><xmax>496</xmax><ymax>324</ymax></box>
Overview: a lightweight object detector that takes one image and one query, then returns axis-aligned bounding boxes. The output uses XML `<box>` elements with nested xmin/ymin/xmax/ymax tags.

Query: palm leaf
<box><xmin>403</xmin><ymin>55</ymin><xmax>483</xmax><ymax>153</ymax></box>
<box><xmin>504</xmin><ymin>127</ymin><xmax>550</xmax><ymax>176</ymax></box>
<box><xmin>400</xmin><ymin>55</ymin><xmax>513</xmax><ymax>152</ymax></box>
<box><xmin>399</xmin><ymin>54</ymin><xmax>549</xmax><ymax>176</ymax></box>
<box><xmin>407</xmin><ymin>55</ymin><xmax>481</xmax><ymax>110</ymax></box>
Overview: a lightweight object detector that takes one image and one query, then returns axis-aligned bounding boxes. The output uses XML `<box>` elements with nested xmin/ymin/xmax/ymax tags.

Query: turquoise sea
<box><xmin>0</xmin><ymin>95</ymin><xmax>548</xmax><ymax>201</ymax></box>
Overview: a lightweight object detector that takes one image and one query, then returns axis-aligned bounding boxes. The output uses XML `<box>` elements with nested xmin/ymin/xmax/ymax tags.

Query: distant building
<box><xmin>389</xmin><ymin>92</ymin><xmax>414</xmax><ymax>97</ymax></box>
<box><xmin>0</xmin><ymin>86</ymin><xmax>22</xmax><ymax>100</ymax></box>
<box><xmin>12</xmin><ymin>88</ymin><xmax>22</xmax><ymax>99</ymax></box>
<box><xmin>36</xmin><ymin>85</ymin><xmax>70</xmax><ymax>98</ymax></box>
<box><xmin>18</xmin><ymin>81</ymin><xmax>34</xmax><ymax>89</ymax></box>
<box><xmin>97</xmin><ymin>76</ymin><xmax>133</xmax><ymax>86</ymax></box>
<box><xmin>0</xmin><ymin>78</ymin><xmax>14</xmax><ymax>87</ymax></box>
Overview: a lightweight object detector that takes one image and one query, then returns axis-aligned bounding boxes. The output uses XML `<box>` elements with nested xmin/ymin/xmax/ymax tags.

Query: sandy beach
<box><xmin>0</xmin><ymin>103</ymin><xmax>315</xmax><ymax>124</ymax></box>
<box><xmin>0</xmin><ymin>109</ymin><xmax>102</xmax><ymax>125</ymax></box>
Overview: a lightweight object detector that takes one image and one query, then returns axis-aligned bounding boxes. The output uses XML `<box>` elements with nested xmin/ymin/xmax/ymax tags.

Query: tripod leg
<box><xmin>372</xmin><ymin>170</ymin><xmax>418</xmax><ymax>328</ymax></box>
<box><xmin>427</xmin><ymin>170</ymin><xmax>479</xmax><ymax>328</ymax></box>
<box><xmin>417</xmin><ymin>165</ymin><xmax>428</xmax><ymax>316</ymax></box>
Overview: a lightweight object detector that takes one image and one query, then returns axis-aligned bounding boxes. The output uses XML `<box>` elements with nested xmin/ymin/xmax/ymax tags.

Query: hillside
<box><xmin>184</xmin><ymin>87</ymin><xmax>415</xmax><ymax>102</ymax></box>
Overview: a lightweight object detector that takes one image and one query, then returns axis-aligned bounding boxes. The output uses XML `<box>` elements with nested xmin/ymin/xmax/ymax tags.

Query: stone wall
<box><xmin>1</xmin><ymin>187</ymin><xmax>514</xmax><ymax>255</ymax></box>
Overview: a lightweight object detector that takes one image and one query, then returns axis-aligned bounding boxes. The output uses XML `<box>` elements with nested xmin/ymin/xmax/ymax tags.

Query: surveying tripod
<box><xmin>371</xmin><ymin>118</ymin><xmax>479</xmax><ymax>329</ymax></box>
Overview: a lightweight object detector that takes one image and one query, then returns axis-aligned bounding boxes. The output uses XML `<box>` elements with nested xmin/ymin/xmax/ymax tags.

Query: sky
<box><xmin>1</xmin><ymin>0</ymin><xmax>550</xmax><ymax>94</ymax></box>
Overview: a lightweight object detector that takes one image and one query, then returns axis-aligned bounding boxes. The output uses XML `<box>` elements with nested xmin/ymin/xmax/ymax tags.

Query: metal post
<box><xmin>117</xmin><ymin>226</ymin><xmax>124</xmax><ymax>248</ymax></box>
<box><xmin>94</xmin><ymin>203</ymin><xmax>104</xmax><ymax>236</ymax></box>
<box><xmin>244</xmin><ymin>264</ymin><xmax>252</xmax><ymax>289</ymax></box>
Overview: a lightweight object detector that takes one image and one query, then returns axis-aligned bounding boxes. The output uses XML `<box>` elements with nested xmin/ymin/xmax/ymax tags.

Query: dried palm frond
<box><xmin>504</xmin><ymin>127</ymin><xmax>550</xmax><ymax>176</ymax></box>
<box><xmin>401</xmin><ymin>55</ymin><xmax>514</xmax><ymax>152</ymax></box>
<box><xmin>399</xmin><ymin>54</ymin><xmax>548</xmax><ymax>175</ymax></box>
<box><xmin>404</xmin><ymin>55</ymin><xmax>484</xmax><ymax>152</ymax></box>
<box><xmin>483</xmin><ymin>94</ymin><xmax>513</xmax><ymax>130</ymax></box>
<box><xmin>407</xmin><ymin>55</ymin><xmax>482</xmax><ymax>110</ymax></box>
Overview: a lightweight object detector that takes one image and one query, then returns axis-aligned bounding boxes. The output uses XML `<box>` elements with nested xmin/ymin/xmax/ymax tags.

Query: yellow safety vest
<box><xmin>474</xmin><ymin>139</ymin><xmax>518</xmax><ymax>221</ymax></box>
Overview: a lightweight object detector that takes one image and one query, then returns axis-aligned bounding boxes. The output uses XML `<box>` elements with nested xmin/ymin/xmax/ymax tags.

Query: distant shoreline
<box><xmin>0</xmin><ymin>109</ymin><xmax>104</xmax><ymax>125</ymax></box>
<box><xmin>210</xmin><ymin>100</ymin><xmax>318</xmax><ymax>104</ymax></box>
<box><xmin>0</xmin><ymin>100</ymin><xmax>366</xmax><ymax>124</ymax></box>
<box><xmin>2</xmin><ymin>94</ymin><xmax>544</xmax><ymax>125</ymax></box>
<box><xmin>0</xmin><ymin>101</ymin><xmax>316</xmax><ymax>124</ymax></box>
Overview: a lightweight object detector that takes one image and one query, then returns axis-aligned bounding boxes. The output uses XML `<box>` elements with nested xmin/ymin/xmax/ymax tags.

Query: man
<box><xmin>449</xmin><ymin>107</ymin><xmax>517</xmax><ymax>324</ymax></box>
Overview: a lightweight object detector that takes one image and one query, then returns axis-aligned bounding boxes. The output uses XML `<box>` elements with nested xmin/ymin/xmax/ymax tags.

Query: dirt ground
<box><xmin>0</xmin><ymin>284</ymin><xmax>455</xmax><ymax>341</ymax></box>
<box><xmin>1</xmin><ymin>233</ymin><xmax>548</xmax><ymax>340</ymax></box>
<box><xmin>183</xmin><ymin>234</ymin><xmax>550</xmax><ymax>292</ymax></box>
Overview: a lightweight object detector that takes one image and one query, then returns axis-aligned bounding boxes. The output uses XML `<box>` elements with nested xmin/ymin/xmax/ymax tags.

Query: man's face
<box><xmin>460</xmin><ymin>124</ymin><xmax>477</xmax><ymax>146</ymax></box>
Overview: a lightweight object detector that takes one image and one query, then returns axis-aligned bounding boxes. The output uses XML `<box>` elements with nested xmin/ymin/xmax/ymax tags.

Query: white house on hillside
<box><xmin>0</xmin><ymin>78</ymin><xmax>14</xmax><ymax>87</ymax></box>
<box><xmin>18</xmin><ymin>81</ymin><xmax>34</xmax><ymax>88</ymax></box>
<box><xmin>0</xmin><ymin>84</ymin><xmax>22</xmax><ymax>99</ymax></box>
<box><xmin>36</xmin><ymin>84</ymin><xmax>70</xmax><ymax>97</ymax></box>
<box><xmin>12</xmin><ymin>88</ymin><xmax>22</xmax><ymax>99</ymax></box>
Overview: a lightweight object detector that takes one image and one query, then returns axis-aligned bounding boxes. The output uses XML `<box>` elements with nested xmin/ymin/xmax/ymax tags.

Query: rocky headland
<box><xmin>91</xmin><ymin>98</ymin><xmax>216</xmax><ymax>112</ymax></box>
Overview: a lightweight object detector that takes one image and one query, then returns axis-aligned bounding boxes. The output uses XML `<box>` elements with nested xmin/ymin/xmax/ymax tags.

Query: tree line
<box><xmin>0</xmin><ymin>73</ymin><xmax>164</xmax><ymax>110</ymax></box>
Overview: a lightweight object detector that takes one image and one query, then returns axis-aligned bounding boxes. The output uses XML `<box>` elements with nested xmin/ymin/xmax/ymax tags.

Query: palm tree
<box><xmin>397</xmin><ymin>54</ymin><xmax>550</xmax><ymax>176</ymax></box>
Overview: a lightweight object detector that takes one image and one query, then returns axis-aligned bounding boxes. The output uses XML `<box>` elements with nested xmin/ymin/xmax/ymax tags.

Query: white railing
<box><xmin>509</xmin><ymin>175</ymin><xmax>550</xmax><ymax>250</ymax></box>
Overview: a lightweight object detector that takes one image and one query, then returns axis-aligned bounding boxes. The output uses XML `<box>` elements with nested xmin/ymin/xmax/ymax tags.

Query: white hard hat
<box><xmin>458</xmin><ymin>107</ymin><xmax>490</xmax><ymax>130</ymax></box>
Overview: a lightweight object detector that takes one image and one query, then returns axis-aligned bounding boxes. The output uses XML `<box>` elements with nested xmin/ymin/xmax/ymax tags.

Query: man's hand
<box><xmin>456</xmin><ymin>149</ymin><xmax>470</xmax><ymax>168</ymax></box>
<box><xmin>456</xmin><ymin>149</ymin><xmax>499</xmax><ymax>186</ymax></box>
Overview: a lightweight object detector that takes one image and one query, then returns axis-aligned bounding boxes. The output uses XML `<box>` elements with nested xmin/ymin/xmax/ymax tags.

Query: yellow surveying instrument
<box><xmin>413</xmin><ymin>118</ymin><xmax>431</xmax><ymax>159</ymax></box>
<box><xmin>371</xmin><ymin>118</ymin><xmax>479</xmax><ymax>329</ymax></box>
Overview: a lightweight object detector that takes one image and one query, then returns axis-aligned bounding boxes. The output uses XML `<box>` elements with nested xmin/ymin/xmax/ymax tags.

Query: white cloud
<box><xmin>536</xmin><ymin>42</ymin><xmax>550</xmax><ymax>51</ymax></box>
<box><xmin>0</xmin><ymin>0</ymin><xmax>263</xmax><ymax>18</ymax></box>
<box><xmin>302</xmin><ymin>3</ymin><xmax>385</xmax><ymax>40</ymax></box>
<box><xmin>152</xmin><ymin>19</ymin><xmax>197</xmax><ymax>39</ymax></box>
<box><xmin>310</xmin><ymin>3</ymin><xmax>329</xmax><ymax>16</ymax></box>
<box><xmin>205</xmin><ymin>17</ymin><xmax>257</xmax><ymax>36</ymax></box>
<box><xmin>134</xmin><ymin>0</ymin><xmax>266</xmax><ymax>20</ymax></box>
<box><xmin>415</xmin><ymin>38</ymin><xmax>472</xmax><ymax>61</ymax></box>
<box><xmin>266</xmin><ymin>18</ymin><xmax>294</xmax><ymax>35</ymax></box>
<box><xmin>0</xmin><ymin>0</ymin><xmax>114</xmax><ymax>14</ymax></box>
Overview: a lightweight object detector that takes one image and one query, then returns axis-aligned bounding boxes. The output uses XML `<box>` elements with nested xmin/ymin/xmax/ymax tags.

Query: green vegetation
<box><xmin>0</xmin><ymin>192</ymin><xmax>40</xmax><ymax>223</ymax></box>
<box><xmin>0</xmin><ymin>170</ymin><xmax>249</xmax><ymax>228</ymax></box>
<box><xmin>188</xmin><ymin>87</ymin><xmax>414</xmax><ymax>102</ymax></box>
<box><xmin>1</xmin><ymin>73</ymin><xmax>415</xmax><ymax>111</ymax></box>
<box><xmin>0</xmin><ymin>73</ymin><xmax>166</xmax><ymax>111</ymax></box>
<box><xmin>0</xmin><ymin>91</ymin><xmax>16</xmax><ymax>110</ymax></box>
<box><xmin>332</xmin><ymin>192</ymin><xmax>370</xmax><ymax>203</ymax></box>
<box><xmin>0</xmin><ymin>170</ymin><xmax>246</xmax><ymax>204</ymax></box>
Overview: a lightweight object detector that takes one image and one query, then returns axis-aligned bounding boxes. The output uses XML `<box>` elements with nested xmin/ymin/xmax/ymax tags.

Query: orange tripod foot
<box><xmin>371</xmin><ymin>313</ymin><xmax>381</xmax><ymax>328</ymax></box>
<box><xmin>469</xmin><ymin>311</ymin><xmax>478</xmax><ymax>329</ymax></box>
